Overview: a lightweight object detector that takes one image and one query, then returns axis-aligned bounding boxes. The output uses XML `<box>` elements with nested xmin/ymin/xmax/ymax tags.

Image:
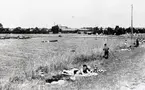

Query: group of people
<box><xmin>62</xmin><ymin>64</ymin><xmax>92</xmax><ymax>76</ymax></box>
<box><xmin>45</xmin><ymin>38</ymin><xmax>142</xmax><ymax>84</ymax></box>
<box><xmin>124</xmin><ymin>38</ymin><xmax>140</xmax><ymax>49</ymax></box>
<box><xmin>62</xmin><ymin>64</ymin><xmax>105</xmax><ymax>77</ymax></box>
<box><xmin>102</xmin><ymin>38</ymin><xmax>140</xmax><ymax>59</ymax></box>
<box><xmin>46</xmin><ymin>64</ymin><xmax>106</xmax><ymax>84</ymax></box>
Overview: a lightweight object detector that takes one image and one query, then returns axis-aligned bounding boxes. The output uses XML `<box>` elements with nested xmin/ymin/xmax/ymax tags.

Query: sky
<box><xmin>0</xmin><ymin>0</ymin><xmax>145</xmax><ymax>28</ymax></box>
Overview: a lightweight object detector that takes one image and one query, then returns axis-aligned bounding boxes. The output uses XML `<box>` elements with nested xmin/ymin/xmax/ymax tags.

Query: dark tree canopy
<box><xmin>0</xmin><ymin>23</ymin><xmax>144</xmax><ymax>35</ymax></box>
<box><xmin>0</xmin><ymin>23</ymin><xmax>3</xmax><ymax>28</ymax></box>
<box><xmin>51</xmin><ymin>25</ymin><xmax>61</xmax><ymax>34</ymax></box>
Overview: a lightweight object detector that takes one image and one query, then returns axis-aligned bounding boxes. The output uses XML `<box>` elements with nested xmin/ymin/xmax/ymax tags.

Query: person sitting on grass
<box><xmin>82</xmin><ymin>64</ymin><xmax>91</xmax><ymax>74</ymax></box>
<box><xmin>77</xmin><ymin>64</ymin><xmax>91</xmax><ymax>75</ymax></box>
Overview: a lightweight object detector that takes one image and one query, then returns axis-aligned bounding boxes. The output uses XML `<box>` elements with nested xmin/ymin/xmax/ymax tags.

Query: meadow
<box><xmin>0</xmin><ymin>34</ymin><xmax>145</xmax><ymax>90</ymax></box>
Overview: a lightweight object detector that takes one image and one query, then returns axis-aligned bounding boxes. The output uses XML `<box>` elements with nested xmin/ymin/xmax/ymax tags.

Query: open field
<box><xmin>0</xmin><ymin>34</ymin><xmax>145</xmax><ymax>90</ymax></box>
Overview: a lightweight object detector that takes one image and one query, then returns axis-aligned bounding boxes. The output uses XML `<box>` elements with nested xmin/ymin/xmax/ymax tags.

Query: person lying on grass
<box><xmin>62</xmin><ymin>68</ymin><xmax>79</xmax><ymax>76</ymax></box>
<box><xmin>62</xmin><ymin>64</ymin><xmax>92</xmax><ymax>75</ymax></box>
<box><xmin>62</xmin><ymin>64</ymin><xmax>107</xmax><ymax>76</ymax></box>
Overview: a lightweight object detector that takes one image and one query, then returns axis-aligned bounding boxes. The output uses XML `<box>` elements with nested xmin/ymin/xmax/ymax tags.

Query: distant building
<box><xmin>51</xmin><ymin>25</ymin><xmax>77</xmax><ymax>34</ymax></box>
<box><xmin>77</xmin><ymin>28</ymin><xmax>92</xmax><ymax>34</ymax></box>
<box><xmin>58</xmin><ymin>26</ymin><xmax>77</xmax><ymax>33</ymax></box>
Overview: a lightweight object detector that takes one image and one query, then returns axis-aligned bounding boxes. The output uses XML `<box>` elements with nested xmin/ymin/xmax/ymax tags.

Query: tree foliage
<box><xmin>0</xmin><ymin>23</ymin><xmax>144</xmax><ymax>35</ymax></box>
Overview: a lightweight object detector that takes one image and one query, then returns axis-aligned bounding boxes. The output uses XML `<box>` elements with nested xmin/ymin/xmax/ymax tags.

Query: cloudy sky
<box><xmin>0</xmin><ymin>0</ymin><xmax>144</xmax><ymax>28</ymax></box>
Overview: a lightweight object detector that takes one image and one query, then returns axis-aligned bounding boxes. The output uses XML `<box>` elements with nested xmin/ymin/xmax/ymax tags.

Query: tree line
<box><xmin>49</xmin><ymin>25</ymin><xmax>145</xmax><ymax>35</ymax></box>
<box><xmin>92</xmin><ymin>26</ymin><xmax>145</xmax><ymax>35</ymax></box>
<box><xmin>0</xmin><ymin>23</ymin><xmax>145</xmax><ymax>35</ymax></box>
<box><xmin>0</xmin><ymin>27</ymin><xmax>50</xmax><ymax>34</ymax></box>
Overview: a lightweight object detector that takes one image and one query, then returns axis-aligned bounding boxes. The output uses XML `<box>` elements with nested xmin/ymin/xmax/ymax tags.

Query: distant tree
<box><xmin>115</xmin><ymin>26</ymin><xmax>123</xmax><ymax>35</ymax></box>
<box><xmin>138</xmin><ymin>28</ymin><xmax>145</xmax><ymax>33</ymax></box>
<box><xmin>126</xmin><ymin>27</ymin><xmax>131</xmax><ymax>33</ymax></box>
<box><xmin>51</xmin><ymin>25</ymin><xmax>60</xmax><ymax>34</ymax></box>
<box><xmin>104</xmin><ymin>29</ymin><xmax>108</xmax><ymax>35</ymax></box>
<box><xmin>4</xmin><ymin>28</ymin><xmax>11</xmax><ymax>33</ymax></box>
<box><xmin>98</xmin><ymin>27</ymin><xmax>103</xmax><ymax>34</ymax></box>
<box><xmin>133</xmin><ymin>28</ymin><xmax>138</xmax><ymax>33</ymax></box>
<box><xmin>0</xmin><ymin>23</ymin><xmax>4</xmax><ymax>33</ymax></box>
<box><xmin>0</xmin><ymin>23</ymin><xmax>3</xmax><ymax>28</ymax></box>
<box><xmin>13</xmin><ymin>27</ymin><xmax>22</xmax><ymax>33</ymax></box>
<box><xmin>107</xmin><ymin>27</ymin><xmax>114</xmax><ymax>35</ymax></box>
<box><xmin>93</xmin><ymin>27</ymin><xmax>99</xmax><ymax>34</ymax></box>
<box><xmin>32</xmin><ymin>27</ymin><xmax>40</xmax><ymax>33</ymax></box>
<box><xmin>25</xmin><ymin>28</ymin><xmax>31</xmax><ymax>34</ymax></box>
<box><xmin>115</xmin><ymin>26</ymin><xmax>119</xmax><ymax>34</ymax></box>
<box><xmin>41</xmin><ymin>28</ymin><xmax>49</xmax><ymax>34</ymax></box>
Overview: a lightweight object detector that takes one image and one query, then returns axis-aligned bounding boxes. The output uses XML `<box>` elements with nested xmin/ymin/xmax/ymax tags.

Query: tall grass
<box><xmin>73</xmin><ymin>53</ymin><xmax>101</xmax><ymax>64</ymax></box>
<box><xmin>1</xmin><ymin>34</ymin><xmax>127</xmax><ymax>90</ymax></box>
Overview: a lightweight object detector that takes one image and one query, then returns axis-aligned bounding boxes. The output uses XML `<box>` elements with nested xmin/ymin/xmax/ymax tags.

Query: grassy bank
<box><xmin>0</xmin><ymin>34</ymin><xmax>138</xmax><ymax>90</ymax></box>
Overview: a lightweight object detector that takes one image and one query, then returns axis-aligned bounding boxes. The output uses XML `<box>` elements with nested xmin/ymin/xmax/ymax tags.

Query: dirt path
<box><xmin>106</xmin><ymin>44</ymin><xmax>145</xmax><ymax>90</ymax></box>
<box><xmin>119</xmin><ymin>44</ymin><xmax>145</xmax><ymax>90</ymax></box>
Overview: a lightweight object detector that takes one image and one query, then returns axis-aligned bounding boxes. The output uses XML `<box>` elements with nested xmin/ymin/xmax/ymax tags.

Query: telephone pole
<box><xmin>131</xmin><ymin>4</ymin><xmax>133</xmax><ymax>43</ymax></box>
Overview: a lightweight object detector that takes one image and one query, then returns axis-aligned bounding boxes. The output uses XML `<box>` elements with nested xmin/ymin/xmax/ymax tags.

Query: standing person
<box><xmin>124</xmin><ymin>40</ymin><xmax>127</xmax><ymax>47</ymax></box>
<box><xmin>135</xmin><ymin>38</ymin><xmax>139</xmax><ymax>47</ymax></box>
<box><xmin>103</xmin><ymin>44</ymin><xmax>109</xmax><ymax>59</ymax></box>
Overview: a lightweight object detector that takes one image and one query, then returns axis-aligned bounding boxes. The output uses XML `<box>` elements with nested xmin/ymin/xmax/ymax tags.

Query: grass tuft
<box><xmin>73</xmin><ymin>53</ymin><xmax>101</xmax><ymax>64</ymax></box>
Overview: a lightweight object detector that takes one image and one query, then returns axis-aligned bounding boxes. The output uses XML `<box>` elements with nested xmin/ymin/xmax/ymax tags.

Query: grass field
<box><xmin>0</xmin><ymin>34</ymin><xmax>145</xmax><ymax>90</ymax></box>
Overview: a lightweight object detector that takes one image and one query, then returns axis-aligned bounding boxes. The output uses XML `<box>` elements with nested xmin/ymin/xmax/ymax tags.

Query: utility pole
<box><xmin>131</xmin><ymin>4</ymin><xmax>133</xmax><ymax>43</ymax></box>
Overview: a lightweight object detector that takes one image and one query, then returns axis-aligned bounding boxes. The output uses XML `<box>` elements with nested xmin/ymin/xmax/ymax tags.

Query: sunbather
<box><xmin>77</xmin><ymin>64</ymin><xmax>92</xmax><ymax>75</ymax></box>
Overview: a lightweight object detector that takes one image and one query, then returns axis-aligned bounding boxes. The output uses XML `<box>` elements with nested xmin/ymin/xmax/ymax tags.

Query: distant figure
<box><xmin>124</xmin><ymin>40</ymin><xmax>127</xmax><ymax>46</ymax></box>
<box><xmin>135</xmin><ymin>38</ymin><xmax>139</xmax><ymax>47</ymax></box>
<box><xmin>58</xmin><ymin>35</ymin><xmax>62</xmax><ymax>37</ymax></box>
<box><xmin>103</xmin><ymin>44</ymin><xmax>109</xmax><ymax>59</ymax></box>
